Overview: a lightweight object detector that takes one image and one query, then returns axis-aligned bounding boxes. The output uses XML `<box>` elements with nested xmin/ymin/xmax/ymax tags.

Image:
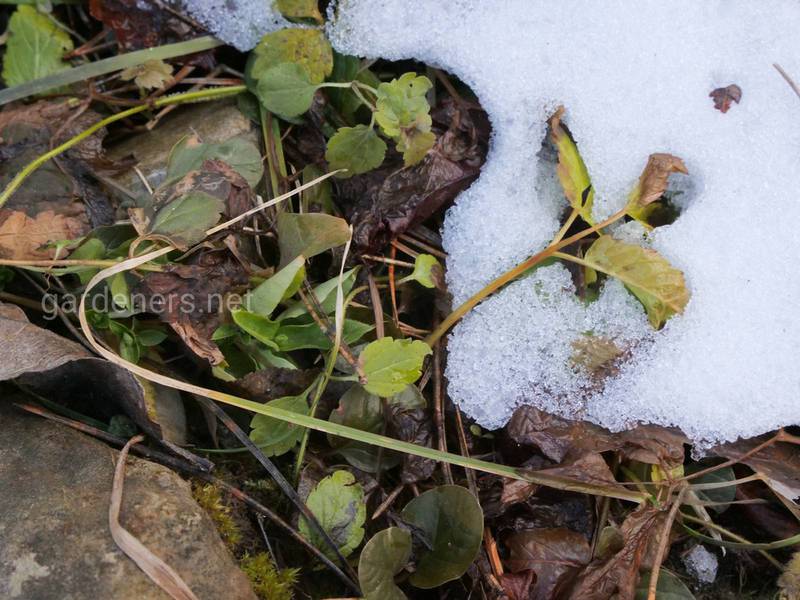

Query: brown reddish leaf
<box><xmin>506</xmin><ymin>405</ymin><xmax>686</xmax><ymax>467</ymax></box>
<box><xmin>710</xmin><ymin>84</ymin><xmax>742</xmax><ymax>113</ymax></box>
<box><xmin>135</xmin><ymin>250</ymin><xmax>249</xmax><ymax>365</ymax></box>
<box><xmin>341</xmin><ymin>98</ymin><xmax>489</xmax><ymax>254</ymax></box>
<box><xmin>506</xmin><ymin>528</ymin><xmax>591</xmax><ymax>600</ymax></box>
<box><xmin>231</xmin><ymin>367</ymin><xmax>319</xmax><ymax>402</ymax></box>
<box><xmin>0</xmin><ymin>209</ymin><xmax>87</xmax><ymax>259</ymax></box>
<box><xmin>501</xmin><ymin>478</ymin><xmax>539</xmax><ymax>507</ymax></box>
<box><xmin>562</xmin><ymin>505</ymin><xmax>666</xmax><ymax>600</ymax></box>
<box><xmin>629</xmin><ymin>153</ymin><xmax>688</xmax><ymax>209</ymax></box>
<box><xmin>714</xmin><ymin>433</ymin><xmax>800</xmax><ymax>500</ymax></box>
<box><xmin>532</xmin><ymin>452</ymin><xmax>619</xmax><ymax>488</ymax></box>
<box><xmin>735</xmin><ymin>480</ymin><xmax>800</xmax><ymax>541</ymax></box>
<box><xmin>499</xmin><ymin>570</ymin><xmax>536</xmax><ymax>600</ymax></box>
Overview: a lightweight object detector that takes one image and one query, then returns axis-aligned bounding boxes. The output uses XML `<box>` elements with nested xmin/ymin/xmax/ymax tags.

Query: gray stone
<box><xmin>0</xmin><ymin>401</ymin><xmax>257</xmax><ymax>600</ymax></box>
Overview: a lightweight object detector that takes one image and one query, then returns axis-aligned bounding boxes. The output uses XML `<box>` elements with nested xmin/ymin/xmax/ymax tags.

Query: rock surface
<box><xmin>0</xmin><ymin>400</ymin><xmax>257</xmax><ymax>600</ymax></box>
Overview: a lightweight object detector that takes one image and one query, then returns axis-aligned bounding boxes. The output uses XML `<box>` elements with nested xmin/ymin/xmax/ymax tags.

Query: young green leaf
<box><xmin>272</xmin><ymin>319</ymin><xmax>373</xmax><ymax>352</ymax></box>
<box><xmin>374</xmin><ymin>72</ymin><xmax>435</xmax><ymax>166</ymax></box>
<box><xmin>407</xmin><ymin>254</ymin><xmax>442</xmax><ymax>289</ymax></box>
<box><xmin>249</xmin><ymin>393</ymin><xmax>309</xmax><ymax>457</ymax></box>
<box><xmin>2</xmin><ymin>6</ymin><xmax>73</xmax><ymax>87</ymax></box>
<box><xmin>401</xmin><ymin>485</ymin><xmax>484</xmax><ymax>588</ymax></box>
<box><xmin>232</xmin><ymin>309</ymin><xmax>280</xmax><ymax>350</ymax></box>
<box><xmin>148</xmin><ymin>190</ymin><xmax>224</xmax><ymax>247</ymax></box>
<box><xmin>358</xmin><ymin>527</ymin><xmax>412</xmax><ymax>600</ymax></box>
<box><xmin>248</xmin><ymin>28</ymin><xmax>332</xmax><ymax>85</ymax></box>
<box><xmin>583</xmin><ymin>235</ymin><xmax>689</xmax><ymax>328</ymax></box>
<box><xmin>278</xmin><ymin>268</ymin><xmax>358</xmax><ymax>320</ymax></box>
<box><xmin>137</xmin><ymin>329</ymin><xmax>168</xmax><ymax>347</ymax></box>
<box><xmin>70</xmin><ymin>237</ymin><xmax>106</xmax><ymax>285</ymax></box>
<box><xmin>398</xmin><ymin>128</ymin><xmax>435</xmax><ymax>166</ymax></box>
<box><xmin>549</xmin><ymin>106</ymin><xmax>594</xmax><ymax>224</ymax></box>
<box><xmin>255</xmin><ymin>62</ymin><xmax>318</xmax><ymax>118</ymax></box>
<box><xmin>110</xmin><ymin>273</ymin><xmax>131</xmax><ymax>310</ymax></box>
<box><xmin>165</xmin><ymin>135</ymin><xmax>264</xmax><ymax>188</ymax></box>
<box><xmin>243</xmin><ymin>255</ymin><xmax>306</xmax><ymax>316</ymax></box>
<box><xmin>325</xmin><ymin>125</ymin><xmax>387</xmax><ymax>177</ymax></box>
<box><xmin>359</xmin><ymin>337</ymin><xmax>432</xmax><ymax>397</ymax></box>
<box><xmin>276</xmin><ymin>0</ymin><xmax>324</xmax><ymax>23</ymax></box>
<box><xmin>276</xmin><ymin>212</ymin><xmax>351</xmax><ymax>267</ymax></box>
<box><xmin>299</xmin><ymin>470</ymin><xmax>366</xmax><ymax>559</ymax></box>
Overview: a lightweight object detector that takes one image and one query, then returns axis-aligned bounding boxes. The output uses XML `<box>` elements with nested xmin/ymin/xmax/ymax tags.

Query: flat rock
<box><xmin>0</xmin><ymin>401</ymin><xmax>257</xmax><ymax>600</ymax></box>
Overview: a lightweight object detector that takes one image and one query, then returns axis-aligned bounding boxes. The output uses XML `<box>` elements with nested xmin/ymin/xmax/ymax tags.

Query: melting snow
<box><xmin>328</xmin><ymin>1</ymin><xmax>800</xmax><ymax>445</ymax></box>
<box><xmin>683</xmin><ymin>546</ymin><xmax>718</xmax><ymax>584</ymax></box>
<box><xmin>184</xmin><ymin>0</ymin><xmax>289</xmax><ymax>51</ymax></box>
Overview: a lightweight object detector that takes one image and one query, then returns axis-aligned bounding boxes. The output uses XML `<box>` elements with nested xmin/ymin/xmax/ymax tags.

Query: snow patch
<box><xmin>184</xmin><ymin>0</ymin><xmax>289</xmax><ymax>51</ymax></box>
<box><xmin>683</xmin><ymin>545</ymin><xmax>718</xmax><ymax>584</ymax></box>
<box><xmin>328</xmin><ymin>0</ymin><xmax>800</xmax><ymax>445</ymax></box>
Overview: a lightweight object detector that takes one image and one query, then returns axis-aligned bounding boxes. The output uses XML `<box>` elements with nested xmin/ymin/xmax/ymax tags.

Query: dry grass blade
<box><xmin>110</xmin><ymin>435</ymin><xmax>199</xmax><ymax>600</ymax></box>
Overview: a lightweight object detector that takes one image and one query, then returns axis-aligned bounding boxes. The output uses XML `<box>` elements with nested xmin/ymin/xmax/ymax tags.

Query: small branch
<box><xmin>647</xmin><ymin>487</ymin><xmax>685</xmax><ymax>600</ymax></box>
<box><xmin>774</xmin><ymin>63</ymin><xmax>800</xmax><ymax>101</ymax></box>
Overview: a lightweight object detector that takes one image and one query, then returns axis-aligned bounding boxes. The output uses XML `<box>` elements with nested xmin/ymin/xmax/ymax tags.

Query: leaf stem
<box><xmin>551</xmin><ymin>208</ymin><xmax>579</xmax><ymax>244</ymax></box>
<box><xmin>0</xmin><ymin>85</ymin><xmax>246</xmax><ymax>208</ymax></box>
<box><xmin>425</xmin><ymin>207</ymin><xmax>628</xmax><ymax>345</ymax></box>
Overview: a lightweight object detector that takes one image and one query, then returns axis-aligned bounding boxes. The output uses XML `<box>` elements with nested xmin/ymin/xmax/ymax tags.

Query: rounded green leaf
<box><xmin>165</xmin><ymin>135</ymin><xmax>264</xmax><ymax>188</ymax></box>
<box><xmin>299</xmin><ymin>470</ymin><xmax>366</xmax><ymax>559</ymax></box>
<box><xmin>359</xmin><ymin>337</ymin><xmax>432</xmax><ymax>397</ymax></box>
<box><xmin>401</xmin><ymin>485</ymin><xmax>483</xmax><ymax>589</ymax></box>
<box><xmin>249</xmin><ymin>393</ymin><xmax>309</xmax><ymax>457</ymax></box>
<box><xmin>635</xmin><ymin>568</ymin><xmax>695</xmax><ymax>600</ymax></box>
<box><xmin>255</xmin><ymin>62</ymin><xmax>318</xmax><ymax>118</ymax></box>
<box><xmin>325</xmin><ymin>125</ymin><xmax>387</xmax><ymax>177</ymax></box>
<box><xmin>249</xmin><ymin>28</ymin><xmax>332</xmax><ymax>85</ymax></box>
<box><xmin>408</xmin><ymin>254</ymin><xmax>442</xmax><ymax>289</ymax></box>
<box><xmin>358</xmin><ymin>527</ymin><xmax>412</xmax><ymax>600</ymax></box>
<box><xmin>148</xmin><ymin>190</ymin><xmax>224</xmax><ymax>247</ymax></box>
<box><xmin>2</xmin><ymin>6</ymin><xmax>73</xmax><ymax>87</ymax></box>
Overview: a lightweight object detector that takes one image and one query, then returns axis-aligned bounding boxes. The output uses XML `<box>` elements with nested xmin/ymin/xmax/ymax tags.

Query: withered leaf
<box><xmin>507</xmin><ymin>405</ymin><xmax>685</xmax><ymax>467</ymax></box>
<box><xmin>506</xmin><ymin>527</ymin><xmax>591</xmax><ymax>600</ymax></box>
<box><xmin>709</xmin><ymin>84</ymin><xmax>742</xmax><ymax>114</ymax></box>
<box><xmin>714</xmin><ymin>433</ymin><xmax>800</xmax><ymax>500</ymax></box>
<box><xmin>0</xmin><ymin>209</ymin><xmax>87</xmax><ymax>259</ymax></box>
<box><xmin>628</xmin><ymin>153</ymin><xmax>688</xmax><ymax>210</ymax></box>
<box><xmin>570</xmin><ymin>334</ymin><xmax>624</xmax><ymax>379</ymax></box>
<box><xmin>563</xmin><ymin>505</ymin><xmax>666</xmax><ymax>600</ymax></box>
<box><xmin>499</xmin><ymin>570</ymin><xmax>536</xmax><ymax>600</ymax></box>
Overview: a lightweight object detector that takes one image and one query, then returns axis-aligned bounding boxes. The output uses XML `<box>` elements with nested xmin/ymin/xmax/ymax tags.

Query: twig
<box><xmin>110</xmin><ymin>435</ymin><xmax>200</xmax><ymax>600</ymax></box>
<box><xmin>366</xmin><ymin>267</ymin><xmax>385</xmax><ymax>340</ymax></box>
<box><xmin>774</xmin><ymin>63</ymin><xmax>800</xmax><ymax>101</ymax></box>
<box><xmin>454</xmin><ymin>405</ymin><xmax>479</xmax><ymax>496</ymax></box>
<box><xmin>647</xmin><ymin>487</ymin><xmax>685</xmax><ymax>600</ymax></box>
<box><xmin>432</xmin><ymin>338</ymin><xmax>453</xmax><ymax>484</ymax></box>
<box><xmin>372</xmin><ymin>484</ymin><xmax>405</xmax><ymax>521</ymax></box>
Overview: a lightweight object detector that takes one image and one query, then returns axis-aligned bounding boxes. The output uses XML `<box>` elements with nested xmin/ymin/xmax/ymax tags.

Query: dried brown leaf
<box><xmin>506</xmin><ymin>527</ymin><xmax>591</xmax><ymax>600</ymax></box>
<box><xmin>0</xmin><ymin>209</ymin><xmax>87</xmax><ymax>259</ymax></box>
<box><xmin>715</xmin><ymin>434</ymin><xmax>800</xmax><ymax>500</ymax></box>
<box><xmin>630</xmin><ymin>153</ymin><xmax>688</xmax><ymax>208</ymax></box>
<box><xmin>709</xmin><ymin>84</ymin><xmax>742</xmax><ymax>113</ymax></box>
<box><xmin>499</xmin><ymin>570</ymin><xmax>536</xmax><ymax>600</ymax></box>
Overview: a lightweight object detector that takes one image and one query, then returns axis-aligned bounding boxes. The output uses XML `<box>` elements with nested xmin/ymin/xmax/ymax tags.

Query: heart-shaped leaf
<box><xmin>165</xmin><ymin>135</ymin><xmax>264</xmax><ymax>188</ymax></box>
<box><xmin>400</xmin><ymin>485</ymin><xmax>483</xmax><ymax>588</ymax></box>
<box><xmin>359</xmin><ymin>337</ymin><xmax>432</xmax><ymax>397</ymax></box>
<box><xmin>583</xmin><ymin>235</ymin><xmax>689</xmax><ymax>328</ymax></box>
<box><xmin>255</xmin><ymin>62</ymin><xmax>319</xmax><ymax>118</ymax></box>
<box><xmin>407</xmin><ymin>254</ymin><xmax>442</xmax><ymax>289</ymax></box>
<box><xmin>148</xmin><ymin>190</ymin><xmax>224</xmax><ymax>247</ymax></box>
<box><xmin>249</xmin><ymin>392</ymin><xmax>309</xmax><ymax>457</ymax></box>
<box><xmin>358</xmin><ymin>527</ymin><xmax>412</xmax><ymax>600</ymax></box>
<box><xmin>243</xmin><ymin>255</ymin><xmax>306</xmax><ymax>316</ymax></box>
<box><xmin>325</xmin><ymin>125</ymin><xmax>387</xmax><ymax>177</ymax></box>
<box><xmin>276</xmin><ymin>212</ymin><xmax>351</xmax><ymax>267</ymax></box>
<box><xmin>299</xmin><ymin>470</ymin><xmax>366</xmax><ymax>559</ymax></box>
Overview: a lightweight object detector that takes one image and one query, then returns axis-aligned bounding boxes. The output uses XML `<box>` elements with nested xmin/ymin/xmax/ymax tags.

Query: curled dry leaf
<box><xmin>120</xmin><ymin>59</ymin><xmax>174</xmax><ymax>91</ymax></box>
<box><xmin>628</xmin><ymin>153</ymin><xmax>688</xmax><ymax>209</ymax></box>
<box><xmin>506</xmin><ymin>527</ymin><xmax>591</xmax><ymax>600</ymax></box>
<box><xmin>714</xmin><ymin>433</ymin><xmax>800</xmax><ymax>500</ymax></box>
<box><xmin>709</xmin><ymin>84</ymin><xmax>742</xmax><ymax>114</ymax></box>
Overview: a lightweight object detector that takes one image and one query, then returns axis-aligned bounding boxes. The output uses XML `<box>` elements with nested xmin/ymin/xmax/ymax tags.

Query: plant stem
<box><xmin>0</xmin><ymin>85</ymin><xmax>246</xmax><ymax>208</ymax></box>
<box><xmin>425</xmin><ymin>207</ymin><xmax>628</xmax><ymax>345</ymax></box>
<box><xmin>552</xmin><ymin>208</ymin><xmax>579</xmax><ymax>244</ymax></box>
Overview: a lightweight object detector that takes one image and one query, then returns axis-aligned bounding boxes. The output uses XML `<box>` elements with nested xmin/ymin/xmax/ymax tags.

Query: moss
<box><xmin>240</xmin><ymin>552</ymin><xmax>299</xmax><ymax>600</ymax></box>
<box><xmin>192</xmin><ymin>482</ymin><xmax>242</xmax><ymax>548</ymax></box>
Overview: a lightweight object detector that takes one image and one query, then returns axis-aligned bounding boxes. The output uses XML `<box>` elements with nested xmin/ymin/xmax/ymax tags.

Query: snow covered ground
<box><xmin>328</xmin><ymin>1</ymin><xmax>800</xmax><ymax>445</ymax></box>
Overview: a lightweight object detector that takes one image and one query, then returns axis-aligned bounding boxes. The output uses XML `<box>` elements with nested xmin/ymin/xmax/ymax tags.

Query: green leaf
<box><xmin>249</xmin><ymin>392</ymin><xmax>309</xmax><ymax>457</ymax></box>
<box><xmin>328</xmin><ymin>384</ymin><xmax>400</xmax><ymax>472</ymax></box>
<box><xmin>325</xmin><ymin>125</ymin><xmax>387</xmax><ymax>177</ymax></box>
<box><xmin>408</xmin><ymin>254</ymin><xmax>442</xmax><ymax>289</ymax></box>
<box><xmin>248</xmin><ymin>28</ymin><xmax>332</xmax><ymax>85</ymax></box>
<box><xmin>272</xmin><ymin>319</ymin><xmax>373</xmax><ymax>352</ymax></box>
<box><xmin>148</xmin><ymin>190</ymin><xmax>224</xmax><ymax>247</ymax></box>
<box><xmin>300</xmin><ymin>163</ymin><xmax>334</xmax><ymax>212</ymax></box>
<box><xmin>2</xmin><ymin>6</ymin><xmax>73</xmax><ymax>87</ymax></box>
<box><xmin>276</xmin><ymin>212</ymin><xmax>350</xmax><ymax>267</ymax></box>
<box><xmin>548</xmin><ymin>107</ymin><xmax>594</xmax><ymax>224</ymax></box>
<box><xmin>244</xmin><ymin>255</ymin><xmax>306</xmax><ymax>316</ymax></box>
<box><xmin>359</xmin><ymin>337</ymin><xmax>432</xmax><ymax>397</ymax></box>
<box><xmin>635</xmin><ymin>568</ymin><xmax>695</xmax><ymax>600</ymax></box>
<box><xmin>299</xmin><ymin>470</ymin><xmax>366</xmax><ymax>559</ymax></box>
<box><xmin>374</xmin><ymin>72</ymin><xmax>435</xmax><ymax>166</ymax></box>
<box><xmin>278</xmin><ymin>268</ymin><xmax>358</xmax><ymax>320</ymax></box>
<box><xmin>583</xmin><ymin>235</ymin><xmax>689</xmax><ymax>328</ymax></box>
<box><xmin>255</xmin><ymin>62</ymin><xmax>319</xmax><ymax>118</ymax></box>
<box><xmin>358</xmin><ymin>527</ymin><xmax>412</xmax><ymax>600</ymax></box>
<box><xmin>137</xmin><ymin>329</ymin><xmax>168</xmax><ymax>347</ymax></box>
<box><xmin>211</xmin><ymin>323</ymin><xmax>239</xmax><ymax>342</ymax></box>
<box><xmin>232</xmin><ymin>309</ymin><xmax>280</xmax><ymax>350</ymax></box>
<box><xmin>110</xmin><ymin>273</ymin><xmax>130</xmax><ymax>310</ymax></box>
<box><xmin>70</xmin><ymin>237</ymin><xmax>105</xmax><ymax>284</ymax></box>
<box><xmin>165</xmin><ymin>135</ymin><xmax>264</xmax><ymax>188</ymax></box>
<box><xmin>275</xmin><ymin>0</ymin><xmax>324</xmax><ymax>23</ymax></box>
<box><xmin>401</xmin><ymin>485</ymin><xmax>484</xmax><ymax>588</ymax></box>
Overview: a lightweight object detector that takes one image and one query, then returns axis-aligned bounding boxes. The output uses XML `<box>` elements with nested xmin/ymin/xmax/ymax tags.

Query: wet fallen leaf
<box><xmin>570</xmin><ymin>334</ymin><xmax>625</xmax><ymax>381</ymax></box>
<box><xmin>714</xmin><ymin>434</ymin><xmax>800</xmax><ymax>500</ymax></box>
<box><xmin>386</xmin><ymin>385</ymin><xmax>436</xmax><ymax>484</ymax></box>
<box><xmin>709</xmin><ymin>84</ymin><xmax>742</xmax><ymax>114</ymax></box>
<box><xmin>627</xmin><ymin>153</ymin><xmax>688</xmax><ymax>216</ymax></box>
<box><xmin>499</xmin><ymin>570</ymin><xmax>536</xmax><ymax>600</ymax></box>
<box><xmin>0</xmin><ymin>209</ymin><xmax>86</xmax><ymax>259</ymax></box>
<box><xmin>506</xmin><ymin>527</ymin><xmax>591</xmax><ymax>600</ymax></box>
